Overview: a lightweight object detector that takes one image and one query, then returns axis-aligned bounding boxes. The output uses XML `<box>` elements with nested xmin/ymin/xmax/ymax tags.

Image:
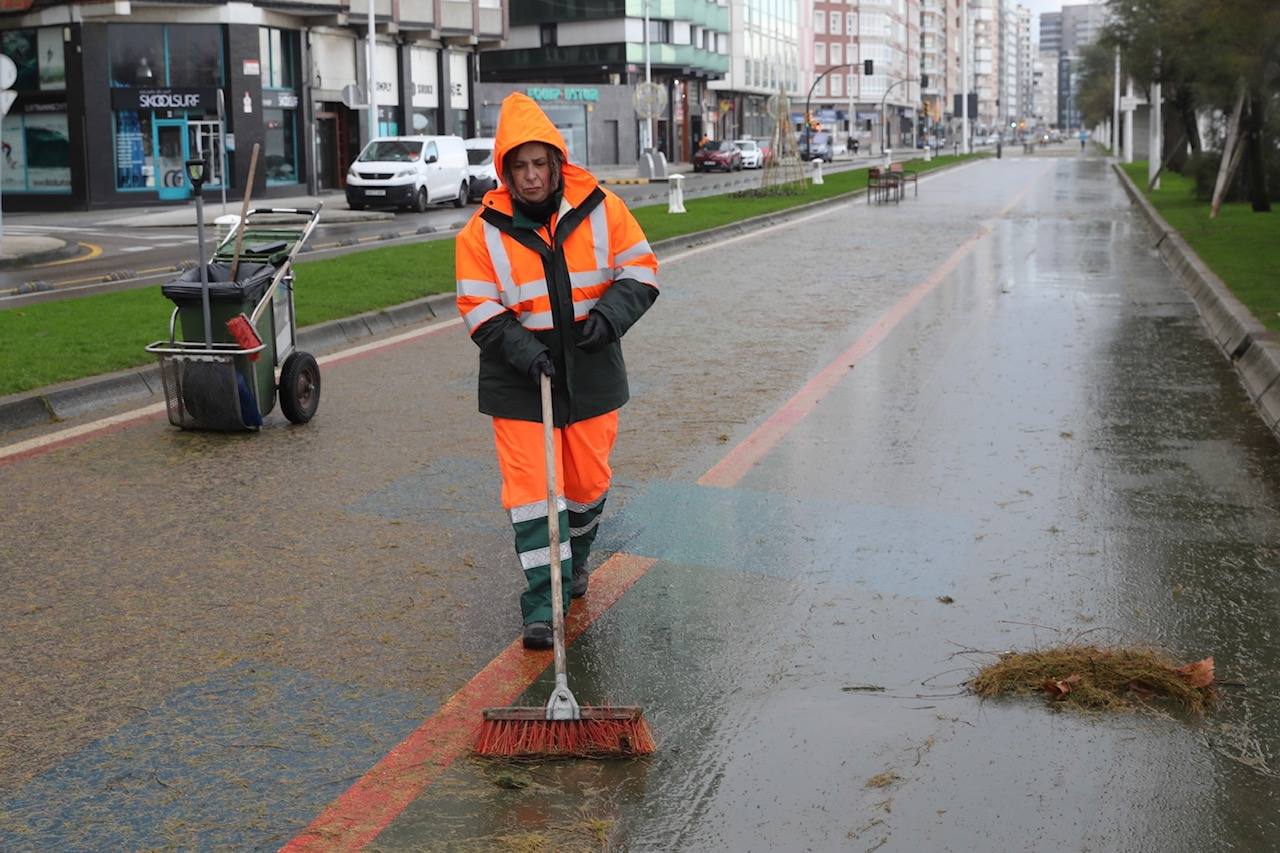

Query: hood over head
<box><xmin>486</xmin><ymin>92</ymin><xmax>597</xmax><ymax>211</ymax></box>
<box><xmin>493</xmin><ymin>92</ymin><xmax>568</xmax><ymax>179</ymax></box>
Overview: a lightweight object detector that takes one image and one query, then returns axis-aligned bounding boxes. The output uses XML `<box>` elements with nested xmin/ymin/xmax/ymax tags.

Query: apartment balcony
<box><xmin>441</xmin><ymin>0</ymin><xmax>472</xmax><ymax>32</ymax></box>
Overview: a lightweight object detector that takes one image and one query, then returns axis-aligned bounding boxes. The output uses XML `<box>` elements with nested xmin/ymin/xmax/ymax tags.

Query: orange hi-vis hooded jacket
<box><xmin>455</xmin><ymin>93</ymin><xmax>659</xmax><ymax>427</ymax></box>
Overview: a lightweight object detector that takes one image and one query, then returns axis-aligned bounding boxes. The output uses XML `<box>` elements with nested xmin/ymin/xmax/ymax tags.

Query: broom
<box><xmin>475</xmin><ymin>372</ymin><xmax>655</xmax><ymax>758</ymax></box>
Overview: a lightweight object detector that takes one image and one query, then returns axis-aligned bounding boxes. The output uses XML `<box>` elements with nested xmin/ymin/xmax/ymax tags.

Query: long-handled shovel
<box><xmin>475</xmin><ymin>372</ymin><xmax>655</xmax><ymax>758</ymax></box>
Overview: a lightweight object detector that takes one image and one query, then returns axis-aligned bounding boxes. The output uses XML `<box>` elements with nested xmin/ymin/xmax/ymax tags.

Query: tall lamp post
<box><xmin>805</xmin><ymin>63</ymin><xmax>860</xmax><ymax>160</ymax></box>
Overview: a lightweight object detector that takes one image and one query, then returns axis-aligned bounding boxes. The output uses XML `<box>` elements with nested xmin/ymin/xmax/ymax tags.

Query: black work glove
<box><xmin>576</xmin><ymin>311</ymin><xmax>614</xmax><ymax>354</ymax></box>
<box><xmin>529</xmin><ymin>351</ymin><xmax>555</xmax><ymax>385</ymax></box>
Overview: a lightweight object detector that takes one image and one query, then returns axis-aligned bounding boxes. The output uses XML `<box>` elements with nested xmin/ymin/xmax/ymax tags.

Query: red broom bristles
<box><xmin>226</xmin><ymin>313</ymin><xmax>263</xmax><ymax>361</ymax></box>
<box><xmin>475</xmin><ymin>716</ymin><xmax>656</xmax><ymax>758</ymax></box>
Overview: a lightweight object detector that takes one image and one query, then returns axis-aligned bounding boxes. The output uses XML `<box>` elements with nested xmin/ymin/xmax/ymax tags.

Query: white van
<box><xmin>465</xmin><ymin>137</ymin><xmax>499</xmax><ymax>200</ymax></box>
<box><xmin>345</xmin><ymin>135</ymin><xmax>469</xmax><ymax>212</ymax></box>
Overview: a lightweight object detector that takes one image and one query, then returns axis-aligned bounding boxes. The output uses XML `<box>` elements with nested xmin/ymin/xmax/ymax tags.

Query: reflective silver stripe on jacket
<box><xmin>503</xmin><ymin>277</ymin><xmax>549</xmax><ymax>307</ymax></box>
<box><xmin>569</xmin><ymin>269</ymin><xmax>611</xmax><ymax>289</ymax></box>
<box><xmin>463</xmin><ymin>299</ymin><xmax>506</xmax><ymax>333</ymax></box>
<box><xmin>614</xmin><ymin>239</ymin><xmax>653</xmax><ymax>265</ymax></box>
<box><xmin>458</xmin><ymin>278</ymin><xmax>501</xmax><ymax>300</ymax></box>
<box><xmin>520</xmin><ymin>310</ymin><xmax>555</xmax><ymax>329</ymax></box>
<box><xmin>510</xmin><ymin>497</ymin><xmax>567</xmax><ymax>524</ymax></box>
<box><xmin>482</xmin><ymin>221</ymin><xmax>515</xmax><ymax>295</ymax></box>
<box><xmin>519</xmin><ymin>541</ymin><xmax>573</xmax><ymax>572</ymax></box>
<box><xmin>615</xmin><ymin>264</ymin><xmax>658</xmax><ymax>286</ymax></box>
<box><xmin>572</xmin><ymin>297</ymin><xmax>599</xmax><ymax>319</ymax></box>
<box><xmin>588</xmin><ymin>203</ymin><xmax>610</xmax><ymax>270</ymax></box>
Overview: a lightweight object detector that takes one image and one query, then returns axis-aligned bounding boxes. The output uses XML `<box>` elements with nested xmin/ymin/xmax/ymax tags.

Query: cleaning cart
<box><xmin>145</xmin><ymin>205</ymin><xmax>323</xmax><ymax>431</ymax></box>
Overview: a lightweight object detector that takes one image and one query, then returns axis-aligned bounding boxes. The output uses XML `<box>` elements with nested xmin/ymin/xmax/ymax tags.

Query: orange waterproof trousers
<box><xmin>492</xmin><ymin>411</ymin><xmax>619</xmax><ymax>624</ymax></box>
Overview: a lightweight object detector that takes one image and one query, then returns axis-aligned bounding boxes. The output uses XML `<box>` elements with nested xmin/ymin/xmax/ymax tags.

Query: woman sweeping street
<box><xmin>455</xmin><ymin>93</ymin><xmax>660</xmax><ymax>649</ymax></box>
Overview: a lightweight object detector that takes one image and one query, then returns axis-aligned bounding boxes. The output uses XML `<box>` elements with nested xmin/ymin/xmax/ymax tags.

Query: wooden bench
<box><xmin>889</xmin><ymin>162</ymin><xmax>917</xmax><ymax>199</ymax></box>
<box><xmin>866</xmin><ymin>167</ymin><xmax>900</xmax><ymax>205</ymax></box>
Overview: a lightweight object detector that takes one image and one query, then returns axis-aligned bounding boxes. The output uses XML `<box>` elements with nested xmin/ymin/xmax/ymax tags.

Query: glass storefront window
<box><xmin>109</xmin><ymin>24</ymin><xmax>165</xmax><ymax>87</ymax></box>
<box><xmin>167</xmin><ymin>24</ymin><xmax>223</xmax><ymax>86</ymax></box>
<box><xmin>541</xmin><ymin>104</ymin><xmax>585</xmax><ymax>163</ymax></box>
<box><xmin>377</xmin><ymin>106</ymin><xmax>399</xmax><ymax>137</ymax></box>
<box><xmin>2</xmin><ymin>28</ymin><xmax>65</xmax><ymax>92</ymax></box>
<box><xmin>411</xmin><ymin>109</ymin><xmax>438</xmax><ymax>134</ymax></box>
<box><xmin>264</xmin><ymin>108</ymin><xmax>298</xmax><ymax>185</ymax></box>
<box><xmin>114</xmin><ymin>110</ymin><xmax>152</xmax><ymax>189</ymax></box>
<box><xmin>259</xmin><ymin>28</ymin><xmax>297</xmax><ymax>90</ymax></box>
<box><xmin>109</xmin><ymin>24</ymin><xmax>224</xmax><ymax>87</ymax></box>
<box><xmin>2</xmin><ymin>111</ymin><xmax>72</xmax><ymax>193</ymax></box>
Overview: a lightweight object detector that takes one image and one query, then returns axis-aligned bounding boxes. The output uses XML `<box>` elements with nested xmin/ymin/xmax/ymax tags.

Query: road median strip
<box><xmin>0</xmin><ymin>154</ymin><xmax>982</xmax><ymax>433</ymax></box>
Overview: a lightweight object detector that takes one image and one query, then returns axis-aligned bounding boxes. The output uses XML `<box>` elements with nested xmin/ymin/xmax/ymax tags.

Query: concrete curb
<box><xmin>0</xmin><ymin>158</ymin><xmax>974</xmax><ymax>436</ymax></box>
<box><xmin>1112</xmin><ymin>163</ymin><xmax>1280</xmax><ymax>435</ymax></box>
<box><xmin>0</xmin><ymin>293</ymin><xmax>453</xmax><ymax>434</ymax></box>
<box><xmin>0</xmin><ymin>238</ymin><xmax>80</xmax><ymax>271</ymax></box>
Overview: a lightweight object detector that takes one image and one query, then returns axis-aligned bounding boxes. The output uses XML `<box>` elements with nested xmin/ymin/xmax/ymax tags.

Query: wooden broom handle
<box><xmin>229</xmin><ymin>143</ymin><xmax>261</xmax><ymax>282</ymax></box>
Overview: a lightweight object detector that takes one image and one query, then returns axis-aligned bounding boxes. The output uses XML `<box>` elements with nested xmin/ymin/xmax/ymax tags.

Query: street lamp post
<box><xmin>804</xmin><ymin>63</ymin><xmax>860</xmax><ymax>160</ymax></box>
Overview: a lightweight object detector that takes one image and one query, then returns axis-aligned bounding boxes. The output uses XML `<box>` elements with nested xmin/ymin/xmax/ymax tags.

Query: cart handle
<box><xmin>247</xmin><ymin>204</ymin><xmax>323</xmax><ymax>328</ymax></box>
<box><xmin>167</xmin><ymin>306</ymin><xmax>180</xmax><ymax>344</ymax></box>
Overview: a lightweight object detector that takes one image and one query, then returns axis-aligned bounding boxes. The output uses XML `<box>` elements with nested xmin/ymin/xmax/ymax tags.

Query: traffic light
<box><xmin>863</xmin><ymin>59</ymin><xmax>874</xmax><ymax>76</ymax></box>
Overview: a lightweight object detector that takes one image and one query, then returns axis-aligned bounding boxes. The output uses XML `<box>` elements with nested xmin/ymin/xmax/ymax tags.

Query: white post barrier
<box><xmin>667</xmin><ymin>173</ymin><xmax>686</xmax><ymax>214</ymax></box>
<box><xmin>215</xmin><ymin>214</ymin><xmax>242</xmax><ymax>248</ymax></box>
<box><xmin>811</xmin><ymin>159</ymin><xmax>824</xmax><ymax>185</ymax></box>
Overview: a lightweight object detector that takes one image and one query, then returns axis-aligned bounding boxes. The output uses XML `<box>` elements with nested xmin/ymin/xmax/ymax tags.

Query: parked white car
<box><xmin>465</xmin><ymin>137</ymin><xmax>500</xmax><ymax>200</ymax></box>
<box><xmin>346</xmin><ymin>135</ymin><xmax>469</xmax><ymax>212</ymax></box>
<box><xmin>732</xmin><ymin>139</ymin><xmax>764</xmax><ymax>169</ymax></box>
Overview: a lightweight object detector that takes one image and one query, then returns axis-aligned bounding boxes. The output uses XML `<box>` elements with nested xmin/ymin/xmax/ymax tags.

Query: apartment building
<box><xmin>968</xmin><ymin>0</ymin><xmax>997</xmax><ymax>132</ymax></box>
<box><xmin>480</xmin><ymin>0</ymin><xmax>730</xmax><ymax>163</ymax></box>
<box><xmin>1015</xmin><ymin>4</ymin><xmax>1032</xmax><ymax>128</ymax></box>
<box><xmin>809</xmin><ymin>0</ymin><xmax>920</xmax><ymax>152</ymax></box>
<box><xmin>0</xmin><ymin>0</ymin><xmax>505</xmax><ymax>210</ymax></box>
<box><xmin>1043</xmin><ymin>1</ymin><xmax>1105</xmax><ymax>129</ymax></box>
<box><xmin>1032</xmin><ymin>47</ymin><xmax>1059</xmax><ymax>127</ymax></box>
<box><xmin>709</xmin><ymin>0</ymin><xmax>802</xmax><ymax>140</ymax></box>
<box><xmin>919</xmin><ymin>0</ymin><xmax>958</xmax><ymax>142</ymax></box>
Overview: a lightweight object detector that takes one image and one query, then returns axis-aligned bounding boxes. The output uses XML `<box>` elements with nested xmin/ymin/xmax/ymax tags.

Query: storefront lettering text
<box><xmin>526</xmin><ymin>86</ymin><xmax>599</xmax><ymax>103</ymax></box>
<box><xmin>140</xmin><ymin>91</ymin><xmax>202</xmax><ymax>109</ymax></box>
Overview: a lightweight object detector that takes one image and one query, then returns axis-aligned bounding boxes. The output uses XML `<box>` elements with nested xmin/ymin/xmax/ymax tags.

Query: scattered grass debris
<box><xmin>842</xmin><ymin>684</ymin><xmax>886</xmax><ymax>693</ymax></box>
<box><xmin>865</xmin><ymin>771</ymin><xmax>903</xmax><ymax>789</ymax></box>
<box><xmin>937</xmin><ymin>595</ymin><xmax>955</xmax><ymax>604</ymax></box>
<box><xmin>969</xmin><ymin>644</ymin><xmax>1216</xmax><ymax>714</ymax></box>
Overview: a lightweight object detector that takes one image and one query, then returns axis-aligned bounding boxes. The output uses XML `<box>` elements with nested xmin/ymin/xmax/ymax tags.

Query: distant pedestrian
<box><xmin>455</xmin><ymin>94</ymin><xmax>660</xmax><ymax>649</ymax></box>
<box><xmin>851</xmin><ymin>138</ymin><xmax>860</xmax><ymax>156</ymax></box>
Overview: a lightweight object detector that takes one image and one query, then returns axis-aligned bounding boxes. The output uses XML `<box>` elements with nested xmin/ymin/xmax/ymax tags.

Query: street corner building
<box><xmin>0</xmin><ymin>0</ymin><xmax>506</xmax><ymax>211</ymax></box>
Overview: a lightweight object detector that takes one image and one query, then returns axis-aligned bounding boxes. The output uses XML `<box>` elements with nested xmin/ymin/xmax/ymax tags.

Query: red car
<box><xmin>693</xmin><ymin>140</ymin><xmax>743</xmax><ymax>172</ymax></box>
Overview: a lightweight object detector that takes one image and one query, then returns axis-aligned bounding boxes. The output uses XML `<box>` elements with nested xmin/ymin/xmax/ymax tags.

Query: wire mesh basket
<box><xmin>156</xmin><ymin>350</ymin><xmax>246</xmax><ymax>432</ymax></box>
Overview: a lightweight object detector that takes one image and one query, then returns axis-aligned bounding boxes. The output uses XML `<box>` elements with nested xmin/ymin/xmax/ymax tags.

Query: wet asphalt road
<box><xmin>2</xmin><ymin>150</ymin><xmax>1279</xmax><ymax>851</ymax></box>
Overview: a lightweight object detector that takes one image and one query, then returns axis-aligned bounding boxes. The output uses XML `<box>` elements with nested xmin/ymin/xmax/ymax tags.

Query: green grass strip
<box><xmin>1121</xmin><ymin>161</ymin><xmax>1280</xmax><ymax>332</ymax></box>
<box><xmin>0</xmin><ymin>154</ymin><xmax>981</xmax><ymax>398</ymax></box>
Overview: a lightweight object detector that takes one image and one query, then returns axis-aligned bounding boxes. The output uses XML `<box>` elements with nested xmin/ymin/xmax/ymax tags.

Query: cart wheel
<box><xmin>279</xmin><ymin>351</ymin><xmax>321</xmax><ymax>424</ymax></box>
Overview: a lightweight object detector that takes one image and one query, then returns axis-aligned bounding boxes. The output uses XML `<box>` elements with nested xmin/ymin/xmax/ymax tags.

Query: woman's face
<box><xmin>508</xmin><ymin>142</ymin><xmax>554</xmax><ymax>204</ymax></box>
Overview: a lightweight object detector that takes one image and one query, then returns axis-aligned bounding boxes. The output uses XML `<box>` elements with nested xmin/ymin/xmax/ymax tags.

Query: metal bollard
<box><xmin>924</xmin><ymin>143</ymin><xmax>933</xmax><ymax>162</ymax></box>
<box><xmin>811</xmin><ymin>158</ymin><xmax>824</xmax><ymax>185</ymax></box>
<box><xmin>667</xmin><ymin>173</ymin><xmax>686</xmax><ymax>214</ymax></box>
<box><xmin>215</xmin><ymin>214</ymin><xmax>241</xmax><ymax>247</ymax></box>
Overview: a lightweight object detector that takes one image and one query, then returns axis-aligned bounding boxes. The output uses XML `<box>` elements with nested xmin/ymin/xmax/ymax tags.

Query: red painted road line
<box><xmin>697</xmin><ymin>167</ymin><xmax>1049</xmax><ymax>489</ymax></box>
<box><xmin>280</xmin><ymin>553</ymin><xmax>657</xmax><ymax>853</ymax></box>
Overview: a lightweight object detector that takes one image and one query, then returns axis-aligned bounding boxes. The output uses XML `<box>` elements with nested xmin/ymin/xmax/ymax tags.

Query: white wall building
<box><xmin>710</xmin><ymin>0</ymin><xmax>802</xmax><ymax>139</ymax></box>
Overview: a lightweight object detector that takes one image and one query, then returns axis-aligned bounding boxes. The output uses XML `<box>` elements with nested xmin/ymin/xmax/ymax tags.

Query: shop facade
<box><xmin>475</xmin><ymin>83</ymin><xmax>636</xmax><ymax>167</ymax></box>
<box><xmin>0</xmin><ymin>2</ymin><xmax>504</xmax><ymax>211</ymax></box>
